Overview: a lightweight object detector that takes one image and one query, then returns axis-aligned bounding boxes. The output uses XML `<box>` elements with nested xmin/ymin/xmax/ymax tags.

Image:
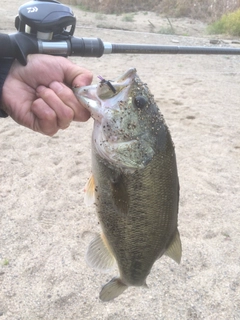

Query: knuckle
<box><xmin>80</xmin><ymin>112</ymin><xmax>90</xmax><ymax>122</ymax></box>
<box><xmin>63</xmin><ymin>107</ymin><xmax>74</xmax><ymax>120</ymax></box>
<box><xmin>44</xmin><ymin>129</ymin><xmax>57</xmax><ymax>136</ymax></box>
<box><xmin>87</xmin><ymin>71</ymin><xmax>93</xmax><ymax>83</ymax></box>
<box><xmin>40</xmin><ymin>87</ymin><xmax>53</xmax><ymax>99</ymax></box>
<box><xmin>42</xmin><ymin>109</ymin><xmax>56</xmax><ymax>122</ymax></box>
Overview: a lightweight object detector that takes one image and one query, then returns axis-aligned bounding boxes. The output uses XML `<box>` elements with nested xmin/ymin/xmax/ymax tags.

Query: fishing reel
<box><xmin>15</xmin><ymin>0</ymin><xmax>76</xmax><ymax>41</ymax></box>
<box><xmin>0</xmin><ymin>0</ymin><xmax>106</xmax><ymax>65</ymax></box>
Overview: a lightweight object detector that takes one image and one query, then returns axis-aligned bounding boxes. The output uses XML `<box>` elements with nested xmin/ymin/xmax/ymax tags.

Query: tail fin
<box><xmin>100</xmin><ymin>277</ymin><xmax>128</xmax><ymax>301</ymax></box>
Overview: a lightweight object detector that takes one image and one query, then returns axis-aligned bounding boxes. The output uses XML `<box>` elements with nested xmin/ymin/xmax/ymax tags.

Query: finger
<box><xmin>31</xmin><ymin>98</ymin><xmax>59</xmax><ymax>136</ymax></box>
<box><xmin>63</xmin><ymin>63</ymin><xmax>93</xmax><ymax>88</ymax></box>
<box><xmin>72</xmin><ymin>70</ymin><xmax>93</xmax><ymax>87</ymax></box>
<box><xmin>36</xmin><ymin>85</ymin><xmax>74</xmax><ymax>128</ymax></box>
<box><xmin>49</xmin><ymin>81</ymin><xmax>90</xmax><ymax>122</ymax></box>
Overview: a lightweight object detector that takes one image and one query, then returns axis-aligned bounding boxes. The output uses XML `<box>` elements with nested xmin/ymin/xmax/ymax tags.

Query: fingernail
<box><xmin>36</xmin><ymin>85</ymin><xmax>45</xmax><ymax>93</ymax></box>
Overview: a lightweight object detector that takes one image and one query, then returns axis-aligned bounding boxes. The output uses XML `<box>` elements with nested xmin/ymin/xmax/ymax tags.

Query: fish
<box><xmin>74</xmin><ymin>68</ymin><xmax>182</xmax><ymax>301</ymax></box>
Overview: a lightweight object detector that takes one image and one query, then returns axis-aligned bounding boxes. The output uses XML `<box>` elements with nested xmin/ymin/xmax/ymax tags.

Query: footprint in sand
<box><xmin>38</xmin><ymin>209</ymin><xmax>57</xmax><ymax>229</ymax></box>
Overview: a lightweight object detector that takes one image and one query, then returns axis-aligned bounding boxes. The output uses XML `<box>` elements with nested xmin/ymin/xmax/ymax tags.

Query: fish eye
<box><xmin>134</xmin><ymin>95</ymin><xmax>148</xmax><ymax>109</ymax></box>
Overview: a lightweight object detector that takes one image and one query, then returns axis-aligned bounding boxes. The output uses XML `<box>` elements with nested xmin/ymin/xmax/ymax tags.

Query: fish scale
<box><xmin>93</xmin><ymin>140</ymin><xmax>178</xmax><ymax>281</ymax></box>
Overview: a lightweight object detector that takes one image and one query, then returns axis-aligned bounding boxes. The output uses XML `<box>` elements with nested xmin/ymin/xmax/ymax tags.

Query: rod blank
<box><xmin>104</xmin><ymin>43</ymin><xmax>240</xmax><ymax>55</ymax></box>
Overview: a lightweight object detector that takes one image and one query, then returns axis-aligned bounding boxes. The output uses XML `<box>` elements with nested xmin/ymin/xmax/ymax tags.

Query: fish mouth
<box><xmin>74</xmin><ymin>68</ymin><xmax>137</xmax><ymax>99</ymax></box>
<box><xmin>73</xmin><ymin>68</ymin><xmax>137</xmax><ymax>120</ymax></box>
<box><xmin>114</xmin><ymin>68</ymin><xmax>137</xmax><ymax>83</ymax></box>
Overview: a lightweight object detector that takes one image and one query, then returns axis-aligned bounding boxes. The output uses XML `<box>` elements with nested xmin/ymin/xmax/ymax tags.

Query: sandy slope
<box><xmin>1</xmin><ymin>1</ymin><xmax>240</xmax><ymax>319</ymax></box>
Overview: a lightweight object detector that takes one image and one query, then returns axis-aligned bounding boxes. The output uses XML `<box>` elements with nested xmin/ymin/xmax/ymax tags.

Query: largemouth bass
<box><xmin>74</xmin><ymin>68</ymin><xmax>182</xmax><ymax>301</ymax></box>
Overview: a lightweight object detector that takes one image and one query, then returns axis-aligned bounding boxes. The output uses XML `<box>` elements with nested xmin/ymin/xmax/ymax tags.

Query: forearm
<box><xmin>0</xmin><ymin>57</ymin><xmax>14</xmax><ymax>117</ymax></box>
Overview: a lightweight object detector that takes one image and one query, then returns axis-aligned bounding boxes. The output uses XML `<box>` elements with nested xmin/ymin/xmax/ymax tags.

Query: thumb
<box><xmin>63</xmin><ymin>61</ymin><xmax>93</xmax><ymax>87</ymax></box>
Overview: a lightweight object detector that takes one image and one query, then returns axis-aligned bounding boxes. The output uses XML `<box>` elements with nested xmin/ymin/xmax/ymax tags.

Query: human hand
<box><xmin>1</xmin><ymin>54</ymin><xmax>93</xmax><ymax>135</ymax></box>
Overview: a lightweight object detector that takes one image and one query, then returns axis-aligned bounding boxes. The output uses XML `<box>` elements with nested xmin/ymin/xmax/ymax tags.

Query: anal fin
<box><xmin>164</xmin><ymin>229</ymin><xmax>182</xmax><ymax>264</ymax></box>
<box><xmin>100</xmin><ymin>277</ymin><xmax>128</xmax><ymax>301</ymax></box>
<box><xmin>86</xmin><ymin>233</ymin><xmax>115</xmax><ymax>271</ymax></box>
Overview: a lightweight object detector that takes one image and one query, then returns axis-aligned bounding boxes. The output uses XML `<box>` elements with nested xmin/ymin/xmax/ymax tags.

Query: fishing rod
<box><xmin>1</xmin><ymin>0</ymin><xmax>240</xmax><ymax>65</ymax></box>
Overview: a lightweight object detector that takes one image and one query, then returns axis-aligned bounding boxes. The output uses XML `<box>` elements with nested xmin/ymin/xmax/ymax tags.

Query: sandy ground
<box><xmin>1</xmin><ymin>1</ymin><xmax>240</xmax><ymax>319</ymax></box>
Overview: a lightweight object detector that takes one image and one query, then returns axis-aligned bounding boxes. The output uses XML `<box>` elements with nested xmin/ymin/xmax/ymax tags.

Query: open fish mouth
<box><xmin>73</xmin><ymin>68</ymin><xmax>137</xmax><ymax>116</ymax></box>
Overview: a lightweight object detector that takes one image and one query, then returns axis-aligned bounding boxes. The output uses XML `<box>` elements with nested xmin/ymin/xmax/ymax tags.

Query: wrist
<box><xmin>0</xmin><ymin>57</ymin><xmax>14</xmax><ymax>117</ymax></box>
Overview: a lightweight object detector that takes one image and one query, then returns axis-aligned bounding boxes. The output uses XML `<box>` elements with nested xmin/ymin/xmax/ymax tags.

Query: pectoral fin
<box><xmin>100</xmin><ymin>277</ymin><xmax>128</xmax><ymax>301</ymax></box>
<box><xmin>86</xmin><ymin>233</ymin><xmax>115</xmax><ymax>271</ymax></box>
<box><xmin>84</xmin><ymin>174</ymin><xmax>95</xmax><ymax>206</ymax></box>
<box><xmin>164</xmin><ymin>229</ymin><xmax>182</xmax><ymax>264</ymax></box>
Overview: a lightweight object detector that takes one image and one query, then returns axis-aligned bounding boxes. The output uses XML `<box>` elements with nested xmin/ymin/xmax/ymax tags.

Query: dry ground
<box><xmin>0</xmin><ymin>1</ymin><xmax>240</xmax><ymax>319</ymax></box>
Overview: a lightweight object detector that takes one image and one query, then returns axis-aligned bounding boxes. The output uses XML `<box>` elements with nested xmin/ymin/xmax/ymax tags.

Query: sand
<box><xmin>1</xmin><ymin>1</ymin><xmax>240</xmax><ymax>319</ymax></box>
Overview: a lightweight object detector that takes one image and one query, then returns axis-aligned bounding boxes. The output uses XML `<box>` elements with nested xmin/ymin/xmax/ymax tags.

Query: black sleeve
<box><xmin>0</xmin><ymin>57</ymin><xmax>14</xmax><ymax>117</ymax></box>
